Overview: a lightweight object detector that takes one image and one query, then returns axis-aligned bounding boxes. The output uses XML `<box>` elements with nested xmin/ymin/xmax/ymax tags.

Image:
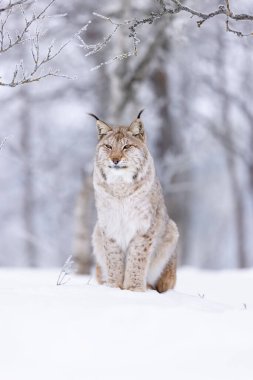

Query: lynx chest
<box><xmin>97</xmin><ymin>195</ymin><xmax>151</xmax><ymax>252</ymax></box>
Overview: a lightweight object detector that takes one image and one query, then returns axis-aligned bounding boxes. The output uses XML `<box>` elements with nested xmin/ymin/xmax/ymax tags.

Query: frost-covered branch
<box><xmin>80</xmin><ymin>0</ymin><xmax>253</xmax><ymax>69</ymax></box>
<box><xmin>0</xmin><ymin>0</ymin><xmax>54</xmax><ymax>54</ymax></box>
<box><xmin>57</xmin><ymin>254</ymin><xmax>75</xmax><ymax>285</ymax></box>
<box><xmin>0</xmin><ymin>38</ymin><xmax>69</xmax><ymax>87</ymax></box>
<box><xmin>0</xmin><ymin>0</ymin><xmax>68</xmax><ymax>87</ymax></box>
<box><xmin>0</xmin><ymin>0</ymin><xmax>29</xmax><ymax>14</ymax></box>
<box><xmin>76</xmin><ymin>14</ymin><xmax>139</xmax><ymax>71</ymax></box>
<box><xmin>171</xmin><ymin>0</ymin><xmax>253</xmax><ymax>30</ymax></box>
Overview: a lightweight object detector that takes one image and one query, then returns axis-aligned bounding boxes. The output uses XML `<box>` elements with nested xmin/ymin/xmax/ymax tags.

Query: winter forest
<box><xmin>1</xmin><ymin>0</ymin><xmax>253</xmax><ymax>270</ymax></box>
<box><xmin>1</xmin><ymin>2</ymin><xmax>253</xmax><ymax>380</ymax></box>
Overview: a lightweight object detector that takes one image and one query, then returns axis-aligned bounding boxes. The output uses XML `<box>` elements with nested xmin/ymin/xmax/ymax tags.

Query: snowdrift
<box><xmin>0</xmin><ymin>268</ymin><xmax>252</xmax><ymax>380</ymax></box>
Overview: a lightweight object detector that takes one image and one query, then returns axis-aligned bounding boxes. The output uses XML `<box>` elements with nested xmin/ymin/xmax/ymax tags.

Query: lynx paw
<box><xmin>107</xmin><ymin>280</ymin><xmax>123</xmax><ymax>289</ymax></box>
<box><xmin>125</xmin><ymin>286</ymin><xmax>146</xmax><ymax>292</ymax></box>
<box><xmin>123</xmin><ymin>283</ymin><xmax>146</xmax><ymax>292</ymax></box>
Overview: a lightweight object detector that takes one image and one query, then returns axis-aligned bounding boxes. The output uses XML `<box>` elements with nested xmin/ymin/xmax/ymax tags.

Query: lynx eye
<box><xmin>123</xmin><ymin>145</ymin><xmax>132</xmax><ymax>150</ymax></box>
<box><xmin>104</xmin><ymin>144</ymin><xmax>112</xmax><ymax>150</ymax></box>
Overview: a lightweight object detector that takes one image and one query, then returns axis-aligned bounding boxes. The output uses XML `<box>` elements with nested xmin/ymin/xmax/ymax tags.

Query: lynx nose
<box><xmin>112</xmin><ymin>158</ymin><xmax>120</xmax><ymax>165</ymax></box>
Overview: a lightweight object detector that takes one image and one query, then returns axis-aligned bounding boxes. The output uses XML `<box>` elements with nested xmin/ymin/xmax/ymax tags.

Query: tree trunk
<box><xmin>216</xmin><ymin>27</ymin><xmax>247</xmax><ymax>268</ymax></box>
<box><xmin>72</xmin><ymin>175</ymin><xmax>94</xmax><ymax>274</ymax></box>
<box><xmin>19</xmin><ymin>88</ymin><xmax>37</xmax><ymax>267</ymax></box>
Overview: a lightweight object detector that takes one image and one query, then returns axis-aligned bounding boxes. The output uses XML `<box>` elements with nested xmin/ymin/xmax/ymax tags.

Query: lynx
<box><xmin>90</xmin><ymin>110</ymin><xmax>179</xmax><ymax>292</ymax></box>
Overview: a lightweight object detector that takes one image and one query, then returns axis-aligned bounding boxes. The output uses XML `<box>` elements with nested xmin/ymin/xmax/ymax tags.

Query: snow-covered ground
<box><xmin>0</xmin><ymin>268</ymin><xmax>253</xmax><ymax>380</ymax></box>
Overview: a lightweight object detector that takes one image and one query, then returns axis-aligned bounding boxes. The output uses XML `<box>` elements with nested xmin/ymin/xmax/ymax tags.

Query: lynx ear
<box><xmin>96</xmin><ymin>120</ymin><xmax>113</xmax><ymax>140</ymax></box>
<box><xmin>88</xmin><ymin>113</ymin><xmax>112</xmax><ymax>140</ymax></box>
<box><xmin>128</xmin><ymin>109</ymin><xmax>145</xmax><ymax>141</ymax></box>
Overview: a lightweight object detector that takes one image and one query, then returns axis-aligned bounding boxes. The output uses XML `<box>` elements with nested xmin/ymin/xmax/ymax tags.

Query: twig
<box><xmin>0</xmin><ymin>0</ymin><xmax>29</xmax><ymax>14</ymax></box>
<box><xmin>0</xmin><ymin>135</ymin><xmax>10</xmax><ymax>150</ymax></box>
<box><xmin>76</xmin><ymin>13</ymin><xmax>137</xmax><ymax>70</ymax></box>
<box><xmin>56</xmin><ymin>254</ymin><xmax>75</xmax><ymax>286</ymax></box>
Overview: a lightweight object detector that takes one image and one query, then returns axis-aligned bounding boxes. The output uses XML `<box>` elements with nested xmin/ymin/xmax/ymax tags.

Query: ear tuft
<box><xmin>88</xmin><ymin>113</ymin><xmax>100</xmax><ymax>121</ymax></box>
<box><xmin>137</xmin><ymin>109</ymin><xmax>144</xmax><ymax>119</ymax></box>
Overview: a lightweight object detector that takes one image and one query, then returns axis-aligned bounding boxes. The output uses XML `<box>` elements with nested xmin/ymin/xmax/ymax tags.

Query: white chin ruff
<box><xmin>107</xmin><ymin>167</ymin><xmax>134</xmax><ymax>183</ymax></box>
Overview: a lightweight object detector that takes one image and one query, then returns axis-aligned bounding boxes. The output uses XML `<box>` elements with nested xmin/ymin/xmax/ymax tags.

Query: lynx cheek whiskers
<box><xmin>88</xmin><ymin>110</ymin><xmax>179</xmax><ymax>293</ymax></box>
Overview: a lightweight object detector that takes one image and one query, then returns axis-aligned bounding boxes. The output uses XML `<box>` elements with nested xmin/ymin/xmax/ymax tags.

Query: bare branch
<box><xmin>76</xmin><ymin>17</ymin><xmax>120</xmax><ymax>57</ymax></box>
<box><xmin>0</xmin><ymin>40</ymin><xmax>70</xmax><ymax>87</ymax></box>
<box><xmin>0</xmin><ymin>0</ymin><xmax>69</xmax><ymax>87</ymax></box>
<box><xmin>0</xmin><ymin>0</ymin><xmax>56</xmax><ymax>54</ymax></box>
<box><xmin>76</xmin><ymin>14</ymin><xmax>138</xmax><ymax>70</ymax></box>
<box><xmin>0</xmin><ymin>0</ymin><xmax>29</xmax><ymax>14</ymax></box>
<box><xmin>171</xmin><ymin>0</ymin><xmax>253</xmax><ymax>36</ymax></box>
<box><xmin>80</xmin><ymin>0</ymin><xmax>253</xmax><ymax>69</ymax></box>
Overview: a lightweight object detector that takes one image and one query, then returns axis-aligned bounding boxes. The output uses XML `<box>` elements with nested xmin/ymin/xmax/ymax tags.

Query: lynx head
<box><xmin>89</xmin><ymin>110</ymin><xmax>150</xmax><ymax>183</ymax></box>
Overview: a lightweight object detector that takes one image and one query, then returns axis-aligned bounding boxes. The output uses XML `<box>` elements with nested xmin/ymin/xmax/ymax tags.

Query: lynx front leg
<box><xmin>123</xmin><ymin>233</ymin><xmax>154</xmax><ymax>292</ymax></box>
<box><xmin>105</xmin><ymin>239</ymin><xmax>125</xmax><ymax>288</ymax></box>
<box><xmin>96</xmin><ymin>263</ymin><xmax>105</xmax><ymax>285</ymax></box>
<box><xmin>92</xmin><ymin>225</ymin><xmax>124</xmax><ymax>288</ymax></box>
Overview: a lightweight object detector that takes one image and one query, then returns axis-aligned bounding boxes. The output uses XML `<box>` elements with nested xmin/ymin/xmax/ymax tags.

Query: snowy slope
<box><xmin>0</xmin><ymin>268</ymin><xmax>253</xmax><ymax>380</ymax></box>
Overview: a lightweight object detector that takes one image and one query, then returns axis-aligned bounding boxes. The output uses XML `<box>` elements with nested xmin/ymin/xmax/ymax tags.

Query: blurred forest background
<box><xmin>0</xmin><ymin>0</ymin><xmax>253</xmax><ymax>270</ymax></box>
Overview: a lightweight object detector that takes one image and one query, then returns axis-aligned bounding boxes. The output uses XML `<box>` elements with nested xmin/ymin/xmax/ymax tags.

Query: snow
<box><xmin>0</xmin><ymin>268</ymin><xmax>253</xmax><ymax>380</ymax></box>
